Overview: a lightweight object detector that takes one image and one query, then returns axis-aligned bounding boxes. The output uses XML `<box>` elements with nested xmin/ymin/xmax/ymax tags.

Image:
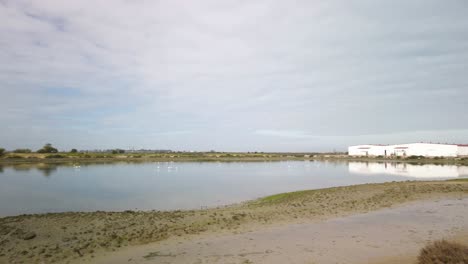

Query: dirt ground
<box><xmin>89</xmin><ymin>197</ymin><xmax>468</xmax><ymax>264</ymax></box>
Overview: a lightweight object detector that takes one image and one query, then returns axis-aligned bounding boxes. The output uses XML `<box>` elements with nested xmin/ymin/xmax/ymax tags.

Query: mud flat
<box><xmin>1</xmin><ymin>180</ymin><xmax>467</xmax><ymax>263</ymax></box>
<box><xmin>90</xmin><ymin>197</ymin><xmax>468</xmax><ymax>264</ymax></box>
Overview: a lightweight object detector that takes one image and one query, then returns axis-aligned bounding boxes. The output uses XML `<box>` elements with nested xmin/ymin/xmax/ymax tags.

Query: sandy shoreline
<box><xmin>90</xmin><ymin>197</ymin><xmax>468</xmax><ymax>264</ymax></box>
<box><xmin>1</xmin><ymin>180</ymin><xmax>468</xmax><ymax>263</ymax></box>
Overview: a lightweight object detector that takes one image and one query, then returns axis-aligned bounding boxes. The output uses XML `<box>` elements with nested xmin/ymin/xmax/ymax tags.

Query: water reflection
<box><xmin>36</xmin><ymin>164</ymin><xmax>58</xmax><ymax>177</ymax></box>
<box><xmin>4</xmin><ymin>163</ymin><xmax>60</xmax><ymax>177</ymax></box>
<box><xmin>1</xmin><ymin>161</ymin><xmax>467</xmax><ymax>217</ymax></box>
<box><xmin>11</xmin><ymin>164</ymin><xmax>33</xmax><ymax>172</ymax></box>
<box><xmin>349</xmin><ymin>162</ymin><xmax>468</xmax><ymax>178</ymax></box>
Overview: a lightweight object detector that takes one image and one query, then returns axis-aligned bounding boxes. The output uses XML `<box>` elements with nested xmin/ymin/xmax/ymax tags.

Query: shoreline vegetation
<box><xmin>1</xmin><ymin>180</ymin><xmax>467</xmax><ymax>263</ymax></box>
<box><xmin>1</xmin><ymin>151</ymin><xmax>468</xmax><ymax>166</ymax></box>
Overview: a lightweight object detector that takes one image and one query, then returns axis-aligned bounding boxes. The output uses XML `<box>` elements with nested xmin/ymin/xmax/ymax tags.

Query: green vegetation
<box><xmin>447</xmin><ymin>178</ymin><xmax>468</xmax><ymax>182</ymax></box>
<box><xmin>112</xmin><ymin>149</ymin><xmax>125</xmax><ymax>154</ymax></box>
<box><xmin>407</xmin><ymin>155</ymin><xmax>424</xmax><ymax>159</ymax></box>
<box><xmin>256</xmin><ymin>190</ymin><xmax>311</xmax><ymax>204</ymax></box>
<box><xmin>5</xmin><ymin>155</ymin><xmax>23</xmax><ymax>159</ymax></box>
<box><xmin>0</xmin><ymin>151</ymin><xmax>312</xmax><ymax>164</ymax></box>
<box><xmin>36</xmin><ymin>143</ymin><xmax>58</xmax><ymax>153</ymax></box>
<box><xmin>0</xmin><ymin>148</ymin><xmax>4</xmax><ymax>156</ymax></box>
<box><xmin>45</xmin><ymin>154</ymin><xmax>66</xmax><ymax>159</ymax></box>
<box><xmin>1</xmin><ymin>148</ymin><xmax>468</xmax><ymax>166</ymax></box>
<box><xmin>418</xmin><ymin>240</ymin><xmax>468</xmax><ymax>264</ymax></box>
<box><xmin>13</xmin><ymin>148</ymin><xmax>32</xmax><ymax>153</ymax></box>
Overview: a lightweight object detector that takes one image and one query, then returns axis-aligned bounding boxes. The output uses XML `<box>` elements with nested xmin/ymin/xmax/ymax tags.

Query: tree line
<box><xmin>0</xmin><ymin>143</ymin><xmax>59</xmax><ymax>154</ymax></box>
<box><xmin>0</xmin><ymin>144</ymin><xmax>125</xmax><ymax>155</ymax></box>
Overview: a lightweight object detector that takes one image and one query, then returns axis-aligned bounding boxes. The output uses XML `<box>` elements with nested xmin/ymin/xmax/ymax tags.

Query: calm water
<box><xmin>0</xmin><ymin>161</ymin><xmax>467</xmax><ymax>217</ymax></box>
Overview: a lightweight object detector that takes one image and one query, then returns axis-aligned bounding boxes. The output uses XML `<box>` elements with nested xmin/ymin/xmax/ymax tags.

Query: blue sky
<box><xmin>1</xmin><ymin>0</ymin><xmax>468</xmax><ymax>152</ymax></box>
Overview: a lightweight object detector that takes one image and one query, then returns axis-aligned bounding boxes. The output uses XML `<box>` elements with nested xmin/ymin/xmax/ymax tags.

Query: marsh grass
<box><xmin>446</xmin><ymin>178</ymin><xmax>468</xmax><ymax>182</ymax></box>
<box><xmin>4</xmin><ymin>155</ymin><xmax>23</xmax><ymax>159</ymax></box>
<box><xmin>256</xmin><ymin>190</ymin><xmax>314</xmax><ymax>204</ymax></box>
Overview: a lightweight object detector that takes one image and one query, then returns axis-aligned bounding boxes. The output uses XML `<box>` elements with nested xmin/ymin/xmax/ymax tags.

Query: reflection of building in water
<box><xmin>348</xmin><ymin>162</ymin><xmax>468</xmax><ymax>178</ymax></box>
<box><xmin>348</xmin><ymin>143</ymin><xmax>468</xmax><ymax>157</ymax></box>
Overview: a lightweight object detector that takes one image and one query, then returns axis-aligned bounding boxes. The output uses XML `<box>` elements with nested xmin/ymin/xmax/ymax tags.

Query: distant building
<box><xmin>348</xmin><ymin>143</ymin><xmax>468</xmax><ymax>158</ymax></box>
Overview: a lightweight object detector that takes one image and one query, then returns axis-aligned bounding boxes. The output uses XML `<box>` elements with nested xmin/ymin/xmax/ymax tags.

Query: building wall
<box><xmin>389</xmin><ymin>143</ymin><xmax>458</xmax><ymax>157</ymax></box>
<box><xmin>458</xmin><ymin>146</ymin><xmax>468</xmax><ymax>157</ymax></box>
<box><xmin>349</xmin><ymin>143</ymin><xmax>460</xmax><ymax>157</ymax></box>
<box><xmin>348</xmin><ymin>145</ymin><xmax>369</xmax><ymax>156</ymax></box>
<box><xmin>348</xmin><ymin>145</ymin><xmax>387</xmax><ymax>156</ymax></box>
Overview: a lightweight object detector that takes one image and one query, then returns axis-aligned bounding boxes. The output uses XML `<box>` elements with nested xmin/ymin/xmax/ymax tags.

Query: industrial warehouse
<box><xmin>348</xmin><ymin>143</ymin><xmax>468</xmax><ymax>157</ymax></box>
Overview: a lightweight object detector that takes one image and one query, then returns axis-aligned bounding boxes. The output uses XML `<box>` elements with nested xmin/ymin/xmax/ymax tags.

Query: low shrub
<box><xmin>417</xmin><ymin>240</ymin><xmax>468</xmax><ymax>264</ymax></box>
<box><xmin>5</xmin><ymin>155</ymin><xmax>23</xmax><ymax>159</ymax></box>
<box><xmin>13</xmin><ymin>149</ymin><xmax>31</xmax><ymax>153</ymax></box>
<box><xmin>0</xmin><ymin>148</ymin><xmax>4</xmax><ymax>156</ymax></box>
<box><xmin>112</xmin><ymin>149</ymin><xmax>125</xmax><ymax>154</ymax></box>
<box><xmin>407</xmin><ymin>155</ymin><xmax>424</xmax><ymax>160</ymax></box>
<box><xmin>45</xmin><ymin>154</ymin><xmax>66</xmax><ymax>159</ymax></box>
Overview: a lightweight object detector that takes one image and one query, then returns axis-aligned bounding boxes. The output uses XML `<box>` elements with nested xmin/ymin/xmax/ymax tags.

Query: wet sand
<box><xmin>90</xmin><ymin>198</ymin><xmax>468</xmax><ymax>264</ymax></box>
<box><xmin>1</xmin><ymin>180</ymin><xmax>467</xmax><ymax>263</ymax></box>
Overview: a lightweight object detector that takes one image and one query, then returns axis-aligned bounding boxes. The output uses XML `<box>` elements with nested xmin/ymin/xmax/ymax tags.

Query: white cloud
<box><xmin>1</xmin><ymin>0</ymin><xmax>468</xmax><ymax>151</ymax></box>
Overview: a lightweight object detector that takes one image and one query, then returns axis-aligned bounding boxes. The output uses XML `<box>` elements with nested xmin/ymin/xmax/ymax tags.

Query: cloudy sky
<box><xmin>1</xmin><ymin>0</ymin><xmax>468</xmax><ymax>152</ymax></box>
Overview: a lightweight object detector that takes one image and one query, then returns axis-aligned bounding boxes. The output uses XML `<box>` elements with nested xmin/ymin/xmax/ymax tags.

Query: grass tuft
<box><xmin>257</xmin><ymin>190</ymin><xmax>311</xmax><ymax>204</ymax></box>
<box><xmin>417</xmin><ymin>240</ymin><xmax>468</xmax><ymax>264</ymax></box>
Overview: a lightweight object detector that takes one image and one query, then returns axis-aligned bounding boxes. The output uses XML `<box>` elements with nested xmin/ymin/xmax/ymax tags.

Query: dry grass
<box><xmin>417</xmin><ymin>240</ymin><xmax>468</xmax><ymax>264</ymax></box>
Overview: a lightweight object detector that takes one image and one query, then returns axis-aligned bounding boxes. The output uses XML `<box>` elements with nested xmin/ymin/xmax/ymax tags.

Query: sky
<box><xmin>1</xmin><ymin>0</ymin><xmax>468</xmax><ymax>152</ymax></box>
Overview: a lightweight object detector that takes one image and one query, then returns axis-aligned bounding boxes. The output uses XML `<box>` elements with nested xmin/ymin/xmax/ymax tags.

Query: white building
<box><xmin>348</xmin><ymin>145</ymin><xmax>388</xmax><ymax>157</ymax></box>
<box><xmin>459</xmin><ymin>145</ymin><xmax>468</xmax><ymax>157</ymax></box>
<box><xmin>348</xmin><ymin>143</ymin><xmax>468</xmax><ymax>158</ymax></box>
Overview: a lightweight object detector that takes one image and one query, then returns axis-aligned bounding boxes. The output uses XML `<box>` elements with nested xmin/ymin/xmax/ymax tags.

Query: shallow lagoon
<box><xmin>0</xmin><ymin>161</ymin><xmax>467</xmax><ymax>216</ymax></box>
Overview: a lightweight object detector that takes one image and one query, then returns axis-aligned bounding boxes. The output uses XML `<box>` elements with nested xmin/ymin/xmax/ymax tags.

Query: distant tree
<box><xmin>70</xmin><ymin>149</ymin><xmax>78</xmax><ymax>153</ymax></box>
<box><xmin>112</xmin><ymin>149</ymin><xmax>125</xmax><ymax>154</ymax></box>
<box><xmin>13</xmin><ymin>149</ymin><xmax>32</xmax><ymax>153</ymax></box>
<box><xmin>0</xmin><ymin>148</ymin><xmax>4</xmax><ymax>156</ymax></box>
<box><xmin>37</xmin><ymin>143</ymin><xmax>58</xmax><ymax>153</ymax></box>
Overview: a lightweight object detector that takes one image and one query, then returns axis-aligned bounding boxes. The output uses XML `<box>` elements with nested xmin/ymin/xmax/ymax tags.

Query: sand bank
<box><xmin>90</xmin><ymin>197</ymin><xmax>468</xmax><ymax>264</ymax></box>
